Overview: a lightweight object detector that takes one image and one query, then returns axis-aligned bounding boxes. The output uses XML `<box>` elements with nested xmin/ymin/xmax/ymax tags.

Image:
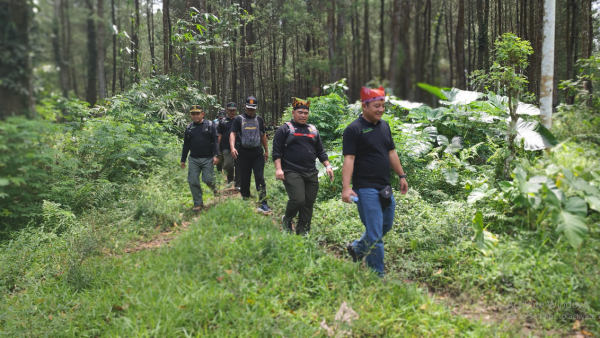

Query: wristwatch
<box><xmin>399</xmin><ymin>174</ymin><xmax>407</xmax><ymax>179</ymax></box>
<box><xmin>326</xmin><ymin>165</ymin><xmax>333</xmax><ymax>169</ymax></box>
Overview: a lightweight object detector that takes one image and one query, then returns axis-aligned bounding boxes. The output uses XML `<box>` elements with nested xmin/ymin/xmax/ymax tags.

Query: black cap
<box><xmin>245</xmin><ymin>96</ymin><xmax>258</xmax><ymax>109</ymax></box>
<box><xmin>218</xmin><ymin>109</ymin><xmax>226</xmax><ymax>116</ymax></box>
<box><xmin>189</xmin><ymin>105</ymin><xmax>204</xmax><ymax>113</ymax></box>
<box><xmin>227</xmin><ymin>102</ymin><xmax>237</xmax><ymax>110</ymax></box>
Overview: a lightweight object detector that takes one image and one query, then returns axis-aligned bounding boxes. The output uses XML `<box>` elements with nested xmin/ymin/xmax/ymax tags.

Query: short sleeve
<box><xmin>342</xmin><ymin>124</ymin><xmax>359</xmax><ymax>156</ymax></box>
<box><xmin>386</xmin><ymin>123</ymin><xmax>395</xmax><ymax>151</ymax></box>
<box><xmin>230</xmin><ymin>116</ymin><xmax>241</xmax><ymax>133</ymax></box>
<box><xmin>217</xmin><ymin>121</ymin><xmax>223</xmax><ymax>135</ymax></box>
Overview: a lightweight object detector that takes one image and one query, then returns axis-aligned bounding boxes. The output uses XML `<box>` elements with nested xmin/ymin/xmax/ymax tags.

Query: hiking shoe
<box><xmin>346</xmin><ymin>242</ymin><xmax>358</xmax><ymax>262</ymax></box>
<box><xmin>226</xmin><ymin>182</ymin><xmax>234</xmax><ymax>188</ymax></box>
<box><xmin>256</xmin><ymin>203</ymin><xmax>271</xmax><ymax>213</ymax></box>
<box><xmin>192</xmin><ymin>205</ymin><xmax>204</xmax><ymax>213</ymax></box>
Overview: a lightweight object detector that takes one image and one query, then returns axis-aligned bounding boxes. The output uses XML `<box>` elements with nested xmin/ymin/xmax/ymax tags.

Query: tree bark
<box><xmin>111</xmin><ymin>0</ymin><xmax>117</xmax><ymax>94</ymax></box>
<box><xmin>379</xmin><ymin>0</ymin><xmax>385</xmax><ymax>79</ymax></box>
<box><xmin>389</xmin><ymin>0</ymin><xmax>401</xmax><ymax>94</ymax></box>
<box><xmin>456</xmin><ymin>0</ymin><xmax>465</xmax><ymax>89</ymax></box>
<box><xmin>327</xmin><ymin>0</ymin><xmax>336</xmax><ymax>82</ymax></box>
<box><xmin>133</xmin><ymin>0</ymin><xmax>140</xmax><ymax>81</ymax></box>
<box><xmin>539</xmin><ymin>0</ymin><xmax>555</xmax><ymax>129</ymax></box>
<box><xmin>85</xmin><ymin>0</ymin><xmax>98</xmax><ymax>106</ymax></box>
<box><xmin>0</xmin><ymin>1</ymin><xmax>35</xmax><ymax>117</ymax></box>
<box><xmin>336</xmin><ymin>0</ymin><xmax>345</xmax><ymax>82</ymax></box>
<box><xmin>363</xmin><ymin>0</ymin><xmax>372</xmax><ymax>83</ymax></box>
<box><xmin>53</xmin><ymin>0</ymin><xmax>70</xmax><ymax>97</ymax></box>
<box><xmin>97</xmin><ymin>0</ymin><xmax>107</xmax><ymax>100</ymax></box>
<box><xmin>147</xmin><ymin>0</ymin><xmax>155</xmax><ymax>76</ymax></box>
<box><xmin>581</xmin><ymin>0</ymin><xmax>591</xmax><ymax>59</ymax></box>
<box><xmin>163</xmin><ymin>0</ymin><xmax>170</xmax><ymax>74</ymax></box>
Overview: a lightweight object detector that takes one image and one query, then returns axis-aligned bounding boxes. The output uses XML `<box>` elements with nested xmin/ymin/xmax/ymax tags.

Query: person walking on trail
<box><xmin>218</xmin><ymin>102</ymin><xmax>241</xmax><ymax>189</ymax></box>
<box><xmin>272</xmin><ymin>98</ymin><xmax>334</xmax><ymax>235</ymax></box>
<box><xmin>215</xmin><ymin>109</ymin><xmax>227</xmax><ymax>173</ymax></box>
<box><xmin>342</xmin><ymin>87</ymin><xmax>409</xmax><ymax>277</ymax></box>
<box><xmin>229</xmin><ymin>96</ymin><xmax>272</xmax><ymax>213</ymax></box>
<box><xmin>180</xmin><ymin>105</ymin><xmax>219</xmax><ymax>213</ymax></box>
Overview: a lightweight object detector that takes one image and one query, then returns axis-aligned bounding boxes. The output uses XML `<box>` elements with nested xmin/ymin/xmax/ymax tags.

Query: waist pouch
<box><xmin>379</xmin><ymin>185</ymin><xmax>393</xmax><ymax>210</ymax></box>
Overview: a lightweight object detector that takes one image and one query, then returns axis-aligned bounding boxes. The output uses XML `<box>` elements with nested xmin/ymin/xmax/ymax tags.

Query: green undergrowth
<box><xmin>0</xmin><ymin>199</ymin><xmax>502</xmax><ymax>337</ymax></box>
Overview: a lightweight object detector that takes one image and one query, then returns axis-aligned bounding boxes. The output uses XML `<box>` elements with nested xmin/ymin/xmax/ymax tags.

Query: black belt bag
<box><xmin>379</xmin><ymin>185</ymin><xmax>393</xmax><ymax>210</ymax></box>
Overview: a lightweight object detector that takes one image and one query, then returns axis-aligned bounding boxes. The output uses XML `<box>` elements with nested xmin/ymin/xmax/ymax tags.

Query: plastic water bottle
<box><xmin>352</xmin><ymin>196</ymin><xmax>359</xmax><ymax>203</ymax></box>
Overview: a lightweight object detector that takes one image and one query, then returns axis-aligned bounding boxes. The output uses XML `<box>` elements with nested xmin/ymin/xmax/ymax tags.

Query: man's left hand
<box><xmin>399</xmin><ymin>178</ymin><xmax>409</xmax><ymax>195</ymax></box>
<box><xmin>213</xmin><ymin>156</ymin><xmax>219</xmax><ymax>165</ymax></box>
<box><xmin>326</xmin><ymin>168</ymin><xmax>334</xmax><ymax>182</ymax></box>
<box><xmin>264</xmin><ymin>152</ymin><xmax>269</xmax><ymax>162</ymax></box>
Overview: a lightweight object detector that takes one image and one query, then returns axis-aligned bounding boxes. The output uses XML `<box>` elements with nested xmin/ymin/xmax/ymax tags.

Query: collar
<box><xmin>358</xmin><ymin>114</ymin><xmax>379</xmax><ymax>126</ymax></box>
<box><xmin>193</xmin><ymin>119</ymin><xmax>206</xmax><ymax>125</ymax></box>
<box><xmin>243</xmin><ymin>113</ymin><xmax>256</xmax><ymax>118</ymax></box>
<box><xmin>290</xmin><ymin>119</ymin><xmax>307</xmax><ymax>127</ymax></box>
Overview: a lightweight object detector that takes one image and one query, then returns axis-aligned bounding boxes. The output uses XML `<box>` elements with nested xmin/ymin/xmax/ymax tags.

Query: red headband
<box><xmin>361</xmin><ymin>86</ymin><xmax>385</xmax><ymax>103</ymax></box>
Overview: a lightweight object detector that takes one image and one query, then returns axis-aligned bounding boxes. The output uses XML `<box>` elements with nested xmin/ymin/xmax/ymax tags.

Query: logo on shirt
<box><xmin>362</xmin><ymin>128</ymin><xmax>373</xmax><ymax>134</ymax></box>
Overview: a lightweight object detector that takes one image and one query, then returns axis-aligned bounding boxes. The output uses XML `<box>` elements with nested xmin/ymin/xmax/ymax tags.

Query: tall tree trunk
<box><xmin>540</xmin><ymin>0</ymin><xmax>555</xmax><ymax>129</ymax></box>
<box><xmin>379</xmin><ymin>0</ymin><xmax>385</xmax><ymax>78</ymax></box>
<box><xmin>527</xmin><ymin>0</ymin><xmax>537</xmax><ymax>94</ymax></box>
<box><xmin>163</xmin><ymin>0</ymin><xmax>170</xmax><ymax>74</ymax></box>
<box><xmin>133</xmin><ymin>0</ymin><xmax>140</xmax><ymax>81</ymax></box>
<box><xmin>0</xmin><ymin>1</ymin><xmax>35</xmax><ymax>117</ymax></box>
<box><xmin>85</xmin><ymin>0</ymin><xmax>98</xmax><ymax>106</ymax></box>
<box><xmin>389</xmin><ymin>0</ymin><xmax>401</xmax><ymax>94</ymax></box>
<box><xmin>147</xmin><ymin>0</ymin><xmax>155</xmax><ymax>76</ymax></box>
<box><xmin>97</xmin><ymin>0</ymin><xmax>107</xmax><ymax>100</ymax></box>
<box><xmin>62</xmin><ymin>0</ymin><xmax>72</xmax><ymax>93</ymax></box>
<box><xmin>327</xmin><ymin>0</ymin><xmax>336</xmax><ymax>82</ymax></box>
<box><xmin>565</xmin><ymin>0</ymin><xmax>576</xmax><ymax>104</ymax></box>
<box><xmin>476</xmin><ymin>0</ymin><xmax>486</xmax><ymax>70</ymax></box>
<box><xmin>244</xmin><ymin>0</ymin><xmax>254</xmax><ymax>96</ymax></box>
<box><xmin>336</xmin><ymin>0</ymin><xmax>345</xmax><ymax>82</ymax></box>
<box><xmin>445</xmin><ymin>1</ymin><xmax>454</xmax><ymax>87</ymax></box>
<box><xmin>53</xmin><ymin>0</ymin><xmax>69</xmax><ymax>97</ymax></box>
<box><xmin>363</xmin><ymin>0</ymin><xmax>372</xmax><ymax>83</ymax></box>
<box><xmin>111</xmin><ymin>0</ymin><xmax>117</xmax><ymax>94</ymax></box>
<box><xmin>400</xmin><ymin>0</ymin><xmax>411</xmax><ymax>99</ymax></box>
<box><xmin>456</xmin><ymin>0</ymin><xmax>466</xmax><ymax>89</ymax></box>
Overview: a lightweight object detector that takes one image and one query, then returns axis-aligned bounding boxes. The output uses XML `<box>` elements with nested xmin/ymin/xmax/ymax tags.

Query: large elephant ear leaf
<box><xmin>514</xmin><ymin>118</ymin><xmax>559</xmax><ymax>151</ymax></box>
<box><xmin>516</xmin><ymin>102</ymin><xmax>540</xmax><ymax>116</ymax></box>
<box><xmin>436</xmin><ymin>135</ymin><xmax>449</xmax><ymax>146</ymax></box>
<box><xmin>423</xmin><ymin>126</ymin><xmax>438</xmax><ymax>142</ymax></box>
<box><xmin>553</xmin><ymin>208</ymin><xmax>588</xmax><ymax>248</ymax></box>
<box><xmin>444</xmin><ymin>136</ymin><xmax>464</xmax><ymax>154</ymax></box>
<box><xmin>487</xmin><ymin>92</ymin><xmax>508</xmax><ymax>110</ymax></box>
<box><xmin>417</xmin><ymin>83</ymin><xmax>448</xmax><ymax>99</ymax></box>
<box><xmin>471</xmin><ymin>211</ymin><xmax>498</xmax><ymax>256</ymax></box>
<box><xmin>442</xmin><ymin>167</ymin><xmax>459</xmax><ymax>185</ymax></box>
<box><xmin>440</xmin><ymin>88</ymin><xmax>483</xmax><ymax>105</ymax></box>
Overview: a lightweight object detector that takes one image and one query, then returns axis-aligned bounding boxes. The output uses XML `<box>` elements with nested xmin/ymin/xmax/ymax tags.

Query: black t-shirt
<box><xmin>230</xmin><ymin>113</ymin><xmax>266</xmax><ymax>154</ymax></box>
<box><xmin>217</xmin><ymin>116</ymin><xmax>235</xmax><ymax>150</ymax></box>
<box><xmin>180</xmin><ymin>119</ymin><xmax>219</xmax><ymax>162</ymax></box>
<box><xmin>342</xmin><ymin>115</ymin><xmax>395</xmax><ymax>190</ymax></box>
<box><xmin>272</xmin><ymin>120</ymin><xmax>329</xmax><ymax>172</ymax></box>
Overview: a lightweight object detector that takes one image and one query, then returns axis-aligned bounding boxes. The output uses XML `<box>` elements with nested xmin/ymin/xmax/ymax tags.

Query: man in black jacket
<box><xmin>230</xmin><ymin>96</ymin><xmax>271</xmax><ymax>213</ymax></box>
<box><xmin>272</xmin><ymin>97</ymin><xmax>334</xmax><ymax>235</ymax></box>
<box><xmin>180</xmin><ymin>105</ymin><xmax>219</xmax><ymax>212</ymax></box>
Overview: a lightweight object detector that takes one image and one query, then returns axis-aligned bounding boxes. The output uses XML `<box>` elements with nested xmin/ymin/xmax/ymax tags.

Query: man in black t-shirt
<box><xmin>342</xmin><ymin>86</ymin><xmax>409</xmax><ymax>277</ymax></box>
<box><xmin>229</xmin><ymin>96</ymin><xmax>271</xmax><ymax>213</ymax></box>
<box><xmin>215</xmin><ymin>110</ymin><xmax>227</xmax><ymax>172</ymax></box>
<box><xmin>180</xmin><ymin>105</ymin><xmax>219</xmax><ymax>212</ymax></box>
<box><xmin>272</xmin><ymin>97</ymin><xmax>334</xmax><ymax>235</ymax></box>
<box><xmin>218</xmin><ymin>102</ymin><xmax>240</xmax><ymax>188</ymax></box>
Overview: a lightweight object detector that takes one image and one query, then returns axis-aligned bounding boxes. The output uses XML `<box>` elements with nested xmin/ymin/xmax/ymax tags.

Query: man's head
<box><xmin>218</xmin><ymin>109</ymin><xmax>226</xmax><ymax>120</ymax></box>
<box><xmin>226</xmin><ymin>102</ymin><xmax>238</xmax><ymax>118</ymax></box>
<box><xmin>292</xmin><ymin>97</ymin><xmax>311</xmax><ymax>124</ymax></box>
<box><xmin>360</xmin><ymin>87</ymin><xmax>386</xmax><ymax>123</ymax></box>
<box><xmin>189</xmin><ymin>105</ymin><xmax>205</xmax><ymax>123</ymax></box>
<box><xmin>245</xmin><ymin>96</ymin><xmax>258</xmax><ymax>115</ymax></box>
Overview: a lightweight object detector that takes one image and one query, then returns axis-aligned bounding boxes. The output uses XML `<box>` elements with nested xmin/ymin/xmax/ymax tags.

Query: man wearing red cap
<box><xmin>342</xmin><ymin>86</ymin><xmax>409</xmax><ymax>277</ymax></box>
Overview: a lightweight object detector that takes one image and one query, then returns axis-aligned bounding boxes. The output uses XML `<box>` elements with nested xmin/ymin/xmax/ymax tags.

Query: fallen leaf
<box><xmin>581</xmin><ymin>330</ymin><xmax>593</xmax><ymax>336</ymax></box>
<box><xmin>155</xmin><ymin>225</ymin><xmax>160</xmax><ymax>231</ymax></box>
<box><xmin>434</xmin><ymin>269</ymin><xmax>442</xmax><ymax>275</ymax></box>
<box><xmin>112</xmin><ymin>304</ymin><xmax>129</xmax><ymax>312</ymax></box>
<box><xmin>182</xmin><ymin>221</ymin><xmax>191</xmax><ymax>227</ymax></box>
<box><xmin>179</xmin><ymin>305</ymin><xmax>187</xmax><ymax>309</ymax></box>
<box><xmin>60</xmin><ymin>312</ymin><xmax>66</xmax><ymax>317</ymax></box>
<box><xmin>71</xmin><ymin>303</ymin><xmax>79</xmax><ymax>311</ymax></box>
<box><xmin>420</xmin><ymin>303</ymin><xmax>428</xmax><ymax>310</ymax></box>
<box><xmin>573</xmin><ymin>320</ymin><xmax>581</xmax><ymax>330</ymax></box>
<box><xmin>173</xmin><ymin>222</ymin><xmax>179</xmax><ymax>227</ymax></box>
<box><xmin>48</xmin><ymin>314</ymin><xmax>53</xmax><ymax>320</ymax></box>
<box><xmin>216</xmin><ymin>276</ymin><xmax>224</xmax><ymax>282</ymax></box>
<box><xmin>36</xmin><ymin>299</ymin><xmax>47</xmax><ymax>303</ymax></box>
<box><xmin>225</xmin><ymin>269</ymin><xmax>232</xmax><ymax>275</ymax></box>
<box><xmin>334</xmin><ymin>301</ymin><xmax>359</xmax><ymax>323</ymax></box>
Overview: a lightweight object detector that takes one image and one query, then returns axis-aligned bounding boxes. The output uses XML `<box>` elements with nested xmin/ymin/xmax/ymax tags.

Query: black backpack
<box><xmin>185</xmin><ymin>120</ymin><xmax>214</xmax><ymax>139</ymax></box>
<box><xmin>239</xmin><ymin>115</ymin><xmax>262</xmax><ymax>148</ymax></box>
<box><xmin>284</xmin><ymin>121</ymin><xmax>318</xmax><ymax>147</ymax></box>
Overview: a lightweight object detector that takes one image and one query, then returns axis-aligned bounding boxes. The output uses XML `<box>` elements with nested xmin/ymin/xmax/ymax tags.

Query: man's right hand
<box><xmin>342</xmin><ymin>187</ymin><xmax>357</xmax><ymax>204</ymax></box>
<box><xmin>275</xmin><ymin>169</ymin><xmax>285</xmax><ymax>181</ymax></box>
<box><xmin>231</xmin><ymin>148</ymin><xmax>238</xmax><ymax>159</ymax></box>
<box><xmin>180</xmin><ymin>162</ymin><xmax>185</xmax><ymax>169</ymax></box>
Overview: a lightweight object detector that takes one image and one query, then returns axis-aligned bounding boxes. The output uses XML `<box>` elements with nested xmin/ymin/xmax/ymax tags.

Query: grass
<box><xmin>0</xmin><ymin>199</ymin><xmax>504</xmax><ymax>337</ymax></box>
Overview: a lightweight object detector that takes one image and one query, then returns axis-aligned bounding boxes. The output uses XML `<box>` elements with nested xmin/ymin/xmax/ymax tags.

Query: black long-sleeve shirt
<box><xmin>272</xmin><ymin>120</ymin><xmax>329</xmax><ymax>172</ymax></box>
<box><xmin>180</xmin><ymin>120</ymin><xmax>219</xmax><ymax>162</ymax></box>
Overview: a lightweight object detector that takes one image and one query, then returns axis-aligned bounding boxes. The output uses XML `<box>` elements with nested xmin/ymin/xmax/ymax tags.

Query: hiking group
<box><xmin>180</xmin><ymin>87</ymin><xmax>409</xmax><ymax>277</ymax></box>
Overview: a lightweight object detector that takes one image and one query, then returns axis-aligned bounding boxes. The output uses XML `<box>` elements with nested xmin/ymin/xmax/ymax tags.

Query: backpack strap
<box><xmin>284</xmin><ymin>122</ymin><xmax>295</xmax><ymax>147</ymax></box>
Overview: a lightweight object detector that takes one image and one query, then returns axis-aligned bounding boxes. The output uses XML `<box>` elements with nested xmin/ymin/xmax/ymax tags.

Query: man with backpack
<box><xmin>272</xmin><ymin>98</ymin><xmax>334</xmax><ymax>235</ymax></box>
<box><xmin>229</xmin><ymin>96</ymin><xmax>271</xmax><ymax>213</ymax></box>
<box><xmin>218</xmin><ymin>102</ymin><xmax>240</xmax><ymax>189</ymax></box>
<box><xmin>342</xmin><ymin>87</ymin><xmax>409</xmax><ymax>277</ymax></box>
<box><xmin>215</xmin><ymin>109</ymin><xmax>227</xmax><ymax>173</ymax></box>
<box><xmin>180</xmin><ymin>105</ymin><xmax>219</xmax><ymax>212</ymax></box>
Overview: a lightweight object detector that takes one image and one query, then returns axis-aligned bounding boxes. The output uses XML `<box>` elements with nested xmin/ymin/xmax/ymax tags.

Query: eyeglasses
<box><xmin>190</xmin><ymin>112</ymin><xmax>203</xmax><ymax>116</ymax></box>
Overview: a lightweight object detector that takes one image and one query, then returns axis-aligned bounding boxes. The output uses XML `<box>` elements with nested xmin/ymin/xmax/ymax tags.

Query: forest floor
<box><xmin>0</xmin><ymin>153</ymin><xmax>596</xmax><ymax>337</ymax></box>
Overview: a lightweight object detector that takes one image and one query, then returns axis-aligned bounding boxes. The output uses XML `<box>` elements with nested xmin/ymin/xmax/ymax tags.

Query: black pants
<box><xmin>282</xmin><ymin>169</ymin><xmax>319</xmax><ymax>235</ymax></box>
<box><xmin>237</xmin><ymin>150</ymin><xmax>266</xmax><ymax>203</ymax></box>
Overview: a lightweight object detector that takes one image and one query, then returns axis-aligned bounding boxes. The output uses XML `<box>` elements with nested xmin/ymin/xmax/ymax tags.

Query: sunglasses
<box><xmin>190</xmin><ymin>112</ymin><xmax>203</xmax><ymax>116</ymax></box>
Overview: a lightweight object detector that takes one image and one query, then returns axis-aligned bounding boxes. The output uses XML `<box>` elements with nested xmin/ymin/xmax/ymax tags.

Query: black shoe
<box><xmin>346</xmin><ymin>242</ymin><xmax>358</xmax><ymax>263</ymax></box>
